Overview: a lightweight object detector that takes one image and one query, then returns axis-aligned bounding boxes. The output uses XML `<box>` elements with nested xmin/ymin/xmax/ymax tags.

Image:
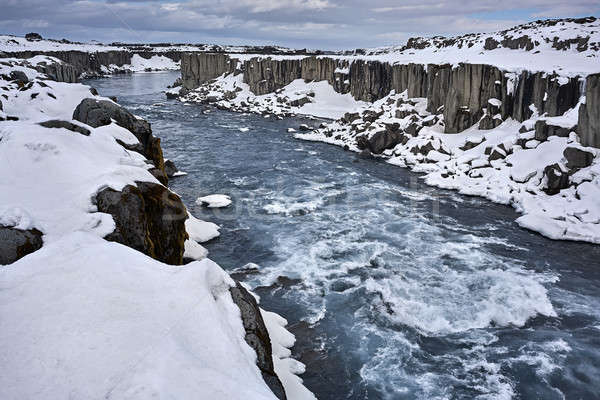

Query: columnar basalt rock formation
<box><xmin>579</xmin><ymin>73</ymin><xmax>600</xmax><ymax>148</ymax></box>
<box><xmin>181</xmin><ymin>53</ymin><xmax>591</xmax><ymax>141</ymax></box>
<box><xmin>243</xmin><ymin>57</ymin><xmax>302</xmax><ymax>95</ymax></box>
<box><xmin>181</xmin><ymin>52</ymin><xmax>237</xmax><ymax>91</ymax></box>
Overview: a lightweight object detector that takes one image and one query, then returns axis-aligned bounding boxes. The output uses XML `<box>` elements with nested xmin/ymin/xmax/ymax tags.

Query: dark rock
<box><xmin>25</xmin><ymin>32</ymin><xmax>43</xmax><ymax>41</ymax></box>
<box><xmin>95</xmin><ymin>182</ymin><xmax>188</xmax><ymax>265</ymax></box>
<box><xmin>341</xmin><ymin>112</ymin><xmax>360</xmax><ymax>123</ymax></box>
<box><xmin>290</xmin><ymin>96</ymin><xmax>312</xmax><ymax>107</ymax></box>
<box><xmin>534</xmin><ymin>120</ymin><xmax>573</xmax><ymax>141</ymax></box>
<box><xmin>89</xmin><ymin>87</ymin><xmax>98</xmax><ymax>96</ymax></box>
<box><xmin>73</xmin><ymin>98</ymin><xmax>166</xmax><ymax>179</ymax></box>
<box><xmin>109</xmin><ymin>96</ymin><xmax>118</xmax><ymax>103</ymax></box>
<box><xmin>164</xmin><ymin>159</ymin><xmax>180</xmax><ymax>178</ymax></box>
<box><xmin>38</xmin><ymin>119</ymin><xmax>90</xmax><ymax>136</ymax></box>
<box><xmin>543</xmin><ymin>163</ymin><xmax>570</xmax><ymax>195</ymax></box>
<box><xmin>0</xmin><ymin>226</ymin><xmax>43</xmax><ymax>265</ymax></box>
<box><xmin>9</xmin><ymin>70</ymin><xmax>29</xmax><ymax>84</ymax></box>
<box><xmin>501</xmin><ymin>35</ymin><xmax>535</xmax><ymax>51</ymax></box>
<box><xmin>357</xmin><ymin>129</ymin><xmax>403</xmax><ymax>154</ymax></box>
<box><xmin>460</xmin><ymin>137</ymin><xmax>485</xmax><ymax>151</ymax></box>
<box><xmin>484</xmin><ymin>37</ymin><xmax>500</xmax><ymax>50</ymax></box>
<box><xmin>362</xmin><ymin>109</ymin><xmax>383</xmax><ymax>123</ymax></box>
<box><xmin>405</xmin><ymin>122</ymin><xmax>422</xmax><ymax>137</ymax></box>
<box><xmin>488</xmin><ymin>148</ymin><xmax>507</xmax><ymax>161</ymax></box>
<box><xmin>578</xmin><ymin>73</ymin><xmax>600</xmax><ymax>148</ymax></box>
<box><xmin>298</xmin><ymin>124</ymin><xmax>311</xmax><ymax>131</ymax></box>
<box><xmin>229</xmin><ymin>282</ymin><xmax>287</xmax><ymax>400</ymax></box>
<box><xmin>564</xmin><ymin>147</ymin><xmax>594</xmax><ymax>169</ymax></box>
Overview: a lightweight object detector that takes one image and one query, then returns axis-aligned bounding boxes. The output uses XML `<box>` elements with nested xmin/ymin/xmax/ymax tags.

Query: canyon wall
<box><xmin>181</xmin><ymin>52</ymin><xmax>237</xmax><ymax>91</ymax></box>
<box><xmin>181</xmin><ymin>54</ymin><xmax>593</xmax><ymax>142</ymax></box>
<box><xmin>2</xmin><ymin>50</ymin><xmax>182</xmax><ymax>80</ymax></box>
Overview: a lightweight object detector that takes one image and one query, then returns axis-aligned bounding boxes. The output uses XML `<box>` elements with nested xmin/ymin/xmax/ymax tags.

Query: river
<box><xmin>85</xmin><ymin>71</ymin><xmax>600</xmax><ymax>400</ymax></box>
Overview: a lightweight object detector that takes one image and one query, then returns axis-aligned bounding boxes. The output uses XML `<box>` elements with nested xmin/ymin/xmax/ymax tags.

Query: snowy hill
<box><xmin>345</xmin><ymin>16</ymin><xmax>600</xmax><ymax>76</ymax></box>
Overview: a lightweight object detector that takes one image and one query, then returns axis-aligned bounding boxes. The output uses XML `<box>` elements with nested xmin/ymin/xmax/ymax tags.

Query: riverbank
<box><xmin>0</xmin><ymin>57</ymin><xmax>312</xmax><ymax>400</ymax></box>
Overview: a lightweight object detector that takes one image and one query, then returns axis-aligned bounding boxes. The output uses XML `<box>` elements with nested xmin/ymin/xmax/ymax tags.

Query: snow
<box><xmin>354</xmin><ymin>18</ymin><xmax>600</xmax><ymax>77</ymax></box>
<box><xmin>186</xmin><ymin>212</ymin><xmax>221</xmax><ymax>243</ymax></box>
<box><xmin>197</xmin><ymin>194</ymin><xmax>233</xmax><ymax>208</ymax></box>
<box><xmin>0</xmin><ymin>233</ymin><xmax>278</xmax><ymax>400</ymax></box>
<box><xmin>127</xmin><ymin>54</ymin><xmax>180</xmax><ymax>72</ymax></box>
<box><xmin>0</xmin><ymin>57</ymin><xmax>313</xmax><ymax>400</ymax></box>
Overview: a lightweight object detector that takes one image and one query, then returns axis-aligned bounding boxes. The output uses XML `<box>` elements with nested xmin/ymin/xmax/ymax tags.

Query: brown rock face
<box><xmin>95</xmin><ymin>182</ymin><xmax>188</xmax><ymax>265</ymax></box>
<box><xmin>0</xmin><ymin>226</ymin><xmax>43</xmax><ymax>265</ymax></box>
<box><xmin>229</xmin><ymin>282</ymin><xmax>287</xmax><ymax>400</ymax></box>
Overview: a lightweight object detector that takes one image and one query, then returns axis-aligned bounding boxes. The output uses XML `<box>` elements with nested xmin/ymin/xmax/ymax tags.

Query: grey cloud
<box><xmin>0</xmin><ymin>0</ymin><xmax>598</xmax><ymax>49</ymax></box>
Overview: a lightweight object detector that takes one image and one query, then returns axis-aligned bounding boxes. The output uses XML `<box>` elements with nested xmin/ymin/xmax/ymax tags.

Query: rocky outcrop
<box><xmin>243</xmin><ymin>57</ymin><xmax>302</xmax><ymax>95</ymax></box>
<box><xmin>95</xmin><ymin>182</ymin><xmax>188</xmax><ymax>265</ymax></box>
<box><xmin>72</xmin><ymin>98</ymin><xmax>167</xmax><ymax>184</ymax></box>
<box><xmin>38</xmin><ymin>119</ymin><xmax>90</xmax><ymax>136</ymax></box>
<box><xmin>229</xmin><ymin>282</ymin><xmax>287</xmax><ymax>400</ymax></box>
<box><xmin>180</xmin><ymin>54</ymin><xmax>585</xmax><ymax>135</ymax></box>
<box><xmin>534</xmin><ymin>120</ymin><xmax>573</xmax><ymax>141</ymax></box>
<box><xmin>34</xmin><ymin>58</ymin><xmax>79</xmax><ymax>83</ymax></box>
<box><xmin>579</xmin><ymin>73</ymin><xmax>600</xmax><ymax>148</ymax></box>
<box><xmin>181</xmin><ymin>53</ymin><xmax>237</xmax><ymax>90</ymax></box>
<box><xmin>0</xmin><ymin>226</ymin><xmax>43</xmax><ymax>265</ymax></box>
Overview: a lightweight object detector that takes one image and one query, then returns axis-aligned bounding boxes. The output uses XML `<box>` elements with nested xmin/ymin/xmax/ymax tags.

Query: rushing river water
<box><xmin>86</xmin><ymin>72</ymin><xmax>600</xmax><ymax>400</ymax></box>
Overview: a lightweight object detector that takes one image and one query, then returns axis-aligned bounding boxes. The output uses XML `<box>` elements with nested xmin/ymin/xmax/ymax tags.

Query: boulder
<box><xmin>564</xmin><ymin>147</ymin><xmax>595</xmax><ymax>169</ymax></box>
<box><xmin>357</xmin><ymin>129</ymin><xmax>403</xmax><ymax>154</ymax></box>
<box><xmin>73</xmin><ymin>98</ymin><xmax>166</xmax><ymax>180</ymax></box>
<box><xmin>362</xmin><ymin>109</ymin><xmax>383</xmax><ymax>123</ymax></box>
<box><xmin>0</xmin><ymin>226</ymin><xmax>43</xmax><ymax>265</ymax></box>
<box><xmin>164</xmin><ymin>159</ymin><xmax>180</xmax><ymax>178</ymax></box>
<box><xmin>9</xmin><ymin>70</ymin><xmax>29</xmax><ymax>85</ymax></box>
<box><xmin>229</xmin><ymin>282</ymin><xmax>287</xmax><ymax>400</ymax></box>
<box><xmin>543</xmin><ymin>163</ymin><xmax>570</xmax><ymax>195</ymax></box>
<box><xmin>95</xmin><ymin>182</ymin><xmax>188</xmax><ymax>265</ymax></box>
<box><xmin>289</xmin><ymin>97</ymin><xmax>311</xmax><ymax>107</ymax></box>
<box><xmin>534</xmin><ymin>120</ymin><xmax>573</xmax><ymax>141</ymax></box>
<box><xmin>341</xmin><ymin>112</ymin><xmax>360</xmax><ymax>123</ymax></box>
<box><xmin>38</xmin><ymin>119</ymin><xmax>90</xmax><ymax>136</ymax></box>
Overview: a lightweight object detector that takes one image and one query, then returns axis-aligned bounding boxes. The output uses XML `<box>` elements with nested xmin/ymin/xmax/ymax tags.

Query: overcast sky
<box><xmin>1</xmin><ymin>1</ymin><xmax>598</xmax><ymax>49</ymax></box>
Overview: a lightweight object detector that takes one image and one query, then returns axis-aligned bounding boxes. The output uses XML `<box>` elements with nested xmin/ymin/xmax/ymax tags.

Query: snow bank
<box><xmin>0</xmin><ymin>233</ymin><xmax>278</xmax><ymax>400</ymax></box>
<box><xmin>0</xmin><ymin>57</ymin><xmax>313</xmax><ymax>400</ymax></box>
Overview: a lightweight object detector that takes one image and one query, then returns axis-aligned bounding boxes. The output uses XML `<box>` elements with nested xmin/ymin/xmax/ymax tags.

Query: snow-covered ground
<box><xmin>182</xmin><ymin>72</ymin><xmax>367</xmax><ymax>120</ymax></box>
<box><xmin>0</xmin><ymin>57</ymin><xmax>313</xmax><ymax>399</ymax></box>
<box><xmin>351</xmin><ymin>17</ymin><xmax>600</xmax><ymax>77</ymax></box>
<box><xmin>103</xmin><ymin>54</ymin><xmax>180</xmax><ymax>74</ymax></box>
